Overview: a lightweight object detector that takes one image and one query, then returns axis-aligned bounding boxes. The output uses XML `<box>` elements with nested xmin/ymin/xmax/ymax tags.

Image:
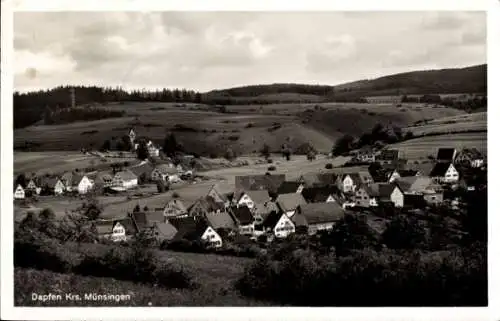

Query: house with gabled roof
<box><xmin>112</xmin><ymin>170</ymin><xmax>138</xmax><ymax>190</ymax></box>
<box><xmin>301</xmin><ymin>186</ymin><xmax>339</xmax><ymax>203</ymax></box>
<box><xmin>454</xmin><ymin>148</ymin><xmax>485</xmax><ymax>168</ymax></box>
<box><xmin>276</xmin><ymin>193</ymin><xmax>307</xmax><ymax>217</ymax></box>
<box><xmin>234</xmin><ymin>174</ymin><xmax>285</xmax><ymax>195</ymax></box>
<box><xmin>188</xmin><ymin>196</ymin><xmax>226</xmax><ymax>219</ymax></box>
<box><xmin>236</xmin><ymin>190</ymin><xmax>271</xmax><ymax>211</ymax></box>
<box><xmin>388</xmin><ymin>169</ymin><xmax>420</xmax><ymax>183</ymax></box>
<box><xmin>14</xmin><ymin>184</ymin><xmax>25</xmax><ymax>199</ymax></box>
<box><xmin>40</xmin><ymin>177</ymin><xmax>65</xmax><ymax>195</ymax></box>
<box><xmin>293</xmin><ymin>202</ymin><xmax>345</xmax><ymax>235</ymax></box>
<box><xmin>277</xmin><ymin>181</ymin><xmax>305</xmax><ymax>195</ymax></box>
<box><xmin>206</xmin><ymin>184</ymin><xmax>230</xmax><ymax>208</ymax></box>
<box><xmin>129</xmin><ymin>161</ymin><xmax>155</xmax><ymax>180</ymax></box>
<box><xmin>429</xmin><ymin>162</ymin><xmax>459</xmax><ymax>184</ymax></box>
<box><xmin>376</xmin><ymin>149</ymin><xmax>401</xmax><ymax>165</ymax></box>
<box><xmin>151</xmin><ymin>164</ymin><xmax>179</xmax><ymax>182</ymax></box>
<box><xmin>170</xmin><ymin>216</ymin><xmax>223</xmax><ymax>248</ymax></box>
<box><xmin>394</xmin><ymin>176</ymin><xmax>435</xmax><ymax>194</ymax></box>
<box><xmin>26</xmin><ymin>178</ymin><xmax>38</xmax><ymax>193</ymax></box>
<box><xmin>205</xmin><ymin>210</ymin><xmax>237</xmax><ymax>231</ymax></box>
<box><xmin>355</xmin><ymin>183</ymin><xmax>404</xmax><ymax>207</ymax></box>
<box><xmin>436</xmin><ymin>148</ymin><xmax>457</xmax><ymax>163</ymax></box>
<box><xmin>163</xmin><ymin>198</ymin><xmax>189</xmax><ymax>219</ymax></box>
<box><xmin>336</xmin><ymin>173</ymin><xmax>363</xmax><ymax>193</ymax></box>
<box><xmin>228</xmin><ymin>205</ymin><xmax>255</xmax><ymax>235</ymax></box>
<box><xmin>262</xmin><ymin>210</ymin><xmax>295</xmax><ymax>239</ymax></box>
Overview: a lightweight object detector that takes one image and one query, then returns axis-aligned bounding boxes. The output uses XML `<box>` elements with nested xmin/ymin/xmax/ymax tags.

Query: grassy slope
<box><xmin>15</xmin><ymin>244</ymin><xmax>266</xmax><ymax>306</ymax></box>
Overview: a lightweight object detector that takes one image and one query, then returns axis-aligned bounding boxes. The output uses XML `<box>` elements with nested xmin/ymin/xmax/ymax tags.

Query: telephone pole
<box><xmin>70</xmin><ymin>87</ymin><xmax>76</xmax><ymax>108</ymax></box>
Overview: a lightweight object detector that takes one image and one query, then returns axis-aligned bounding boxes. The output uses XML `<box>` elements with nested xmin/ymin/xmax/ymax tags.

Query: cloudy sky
<box><xmin>14</xmin><ymin>11</ymin><xmax>486</xmax><ymax>93</ymax></box>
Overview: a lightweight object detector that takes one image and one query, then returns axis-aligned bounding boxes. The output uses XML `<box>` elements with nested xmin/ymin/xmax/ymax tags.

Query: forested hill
<box><xmin>206</xmin><ymin>64</ymin><xmax>486</xmax><ymax>98</ymax></box>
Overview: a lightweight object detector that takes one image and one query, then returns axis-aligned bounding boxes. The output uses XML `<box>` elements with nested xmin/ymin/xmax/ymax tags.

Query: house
<box><xmin>403</xmin><ymin>193</ymin><xmax>427</xmax><ymax>209</ymax></box>
<box><xmin>301</xmin><ymin>186</ymin><xmax>338</xmax><ymax>203</ymax></box>
<box><xmin>376</xmin><ymin>149</ymin><xmax>401</xmax><ymax>164</ymax></box>
<box><xmin>14</xmin><ymin>184</ymin><xmax>25</xmax><ymax>199</ymax></box>
<box><xmin>129</xmin><ymin>162</ymin><xmax>155</xmax><ymax>180</ymax></box>
<box><xmin>146</xmin><ymin>140</ymin><xmax>160</xmax><ymax>157</ymax></box>
<box><xmin>316</xmin><ymin>173</ymin><xmax>339</xmax><ymax>186</ymax></box>
<box><xmin>39</xmin><ymin>177</ymin><xmax>65</xmax><ymax>195</ymax></box>
<box><xmin>263</xmin><ymin>211</ymin><xmax>296</xmax><ymax>238</ymax></box>
<box><xmin>206</xmin><ymin>184</ymin><xmax>231</xmax><ymax>209</ymax></box>
<box><xmin>236</xmin><ymin>190</ymin><xmax>271</xmax><ymax>211</ymax></box>
<box><xmin>60</xmin><ymin>172</ymin><xmax>74</xmax><ymax>191</ymax></box>
<box><xmin>163</xmin><ymin>198</ymin><xmax>189</xmax><ymax>219</ymax></box>
<box><xmin>297</xmin><ymin>173</ymin><xmax>322</xmax><ymax>188</ymax></box>
<box><xmin>429</xmin><ymin>162</ymin><xmax>459</xmax><ymax>184</ymax></box>
<box><xmin>26</xmin><ymin>178</ymin><xmax>38</xmax><ymax>193</ymax></box>
<box><xmin>394</xmin><ymin>176</ymin><xmax>435</xmax><ymax>194</ymax></box>
<box><xmin>293</xmin><ymin>202</ymin><xmax>345</xmax><ymax>235</ymax></box>
<box><xmin>354</xmin><ymin>147</ymin><xmax>377</xmax><ymax>163</ymax></box>
<box><xmin>388</xmin><ymin>169</ymin><xmax>420</xmax><ymax>183</ymax></box>
<box><xmin>436</xmin><ymin>148</ymin><xmax>457</xmax><ymax>163</ymax></box>
<box><xmin>234</xmin><ymin>174</ymin><xmax>286</xmax><ymax>195</ymax></box>
<box><xmin>228</xmin><ymin>205</ymin><xmax>255</xmax><ymax>235</ymax></box>
<box><xmin>454</xmin><ymin>148</ymin><xmax>485</xmax><ymax>168</ymax></box>
<box><xmin>277</xmin><ymin>181</ymin><xmax>304</xmax><ymax>195</ymax></box>
<box><xmin>336</xmin><ymin>173</ymin><xmax>363</xmax><ymax>193</ymax></box>
<box><xmin>112</xmin><ymin>170</ymin><xmax>138</xmax><ymax>190</ymax></box>
<box><xmin>70</xmin><ymin>174</ymin><xmax>94</xmax><ymax>194</ymax></box>
<box><xmin>205</xmin><ymin>210</ymin><xmax>237</xmax><ymax>231</ymax></box>
<box><xmin>151</xmin><ymin>164</ymin><xmax>179</xmax><ymax>182</ymax></box>
<box><xmin>171</xmin><ymin>217</ymin><xmax>223</xmax><ymax>248</ymax></box>
<box><xmin>128</xmin><ymin>128</ymin><xmax>136</xmax><ymax>147</ymax></box>
<box><xmin>356</xmin><ymin>183</ymin><xmax>404</xmax><ymax>207</ymax></box>
<box><xmin>253</xmin><ymin>201</ymin><xmax>279</xmax><ymax>227</ymax></box>
<box><xmin>152</xmin><ymin>220</ymin><xmax>178</xmax><ymax>241</ymax></box>
<box><xmin>422</xmin><ymin>190</ymin><xmax>444</xmax><ymax>205</ymax></box>
<box><xmin>94</xmin><ymin>171</ymin><xmax>114</xmax><ymax>189</ymax></box>
<box><xmin>94</xmin><ymin>218</ymin><xmax>137</xmax><ymax>242</ymax></box>
<box><xmin>276</xmin><ymin>193</ymin><xmax>307</xmax><ymax>217</ymax></box>
<box><xmin>189</xmin><ymin>196</ymin><xmax>226</xmax><ymax>218</ymax></box>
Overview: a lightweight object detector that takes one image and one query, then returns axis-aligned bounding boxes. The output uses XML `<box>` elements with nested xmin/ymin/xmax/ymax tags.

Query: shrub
<box><xmin>245</xmin><ymin>123</ymin><xmax>254</xmax><ymax>128</ymax></box>
<box><xmin>228</xmin><ymin>135</ymin><xmax>240</xmax><ymax>141</ymax></box>
<box><xmin>267</xmin><ymin>159</ymin><xmax>273</xmax><ymax>164</ymax></box>
<box><xmin>268</xmin><ymin>166</ymin><xmax>277</xmax><ymax>171</ymax></box>
<box><xmin>325</xmin><ymin>163</ymin><xmax>333</xmax><ymax>169</ymax></box>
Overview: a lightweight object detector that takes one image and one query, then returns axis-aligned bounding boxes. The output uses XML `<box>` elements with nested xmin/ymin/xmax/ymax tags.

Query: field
<box><xmin>404</xmin><ymin>112</ymin><xmax>487</xmax><ymax>136</ymax></box>
<box><xmin>14</xmin><ymin>101</ymin><xmax>466</xmax><ymax>155</ymax></box>
<box><xmin>15</xmin><ymin>244</ymin><xmax>265</xmax><ymax>306</ymax></box>
<box><xmin>390</xmin><ymin>132</ymin><xmax>487</xmax><ymax>160</ymax></box>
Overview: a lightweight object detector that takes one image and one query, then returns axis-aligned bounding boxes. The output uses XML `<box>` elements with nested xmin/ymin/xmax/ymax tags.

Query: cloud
<box><xmin>14</xmin><ymin>11</ymin><xmax>486</xmax><ymax>92</ymax></box>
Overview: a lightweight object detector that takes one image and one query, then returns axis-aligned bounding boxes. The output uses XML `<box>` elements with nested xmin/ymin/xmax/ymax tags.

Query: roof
<box><xmin>93</xmin><ymin>220</ymin><xmax>115</xmax><ymax>235</ymax></box>
<box><xmin>406</xmin><ymin>162</ymin><xmax>435</xmax><ymax>176</ymax></box>
<box><xmin>430</xmin><ymin>162</ymin><xmax>453</xmax><ymax>177</ymax></box>
<box><xmin>364</xmin><ymin>183</ymin><xmax>397</xmax><ymax>198</ymax></box>
<box><xmin>153</xmin><ymin>221</ymin><xmax>178</xmax><ymax>241</ymax></box>
<box><xmin>254</xmin><ymin>201</ymin><xmax>279</xmax><ymax>218</ymax></box>
<box><xmin>263</xmin><ymin>211</ymin><xmax>284</xmax><ymax>229</ymax></box>
<box><xmin>61</xmin><ymin>172</ymin><xmax>73</xmax><ymax>184</ymax></box>
<box><xmin>240</xmin><ymin>190</ymin><xmax>271</xmax><ymax>205</ymax></box>
<box><xmin>297</xmin><ymin>202</ymin><xmax>345</xmax><ymax>225</ymax></box>
<box><xmin>394</xmin><ymin>169</ymin><xmax>419</xmax><ymax>178</ymax></box>
<box><xmin>205</xmin><ymin>211</ymin><xmax>237</xmax><ymax>230</ymax></box>
<box><xmin>71</xmin><ymin>173</ymin><xmax>87</xmax><ymax>186</ymax></box>
<box><xmin>189</xmin><ymin>196</ymin><xmax>226</xmax><ymax>215</ymax></box>
<box><xmin>154</xmin><ymin>164</ymin><xmax>178</xmax><ymax>175</ymax></box>
<box><xmin>341</xmin><ymin>173</ymin><xmax>364</xmax><ymax>187</ymax></box>
<box><xmin>377</xmin><ymin>149</ymin><xmax>400</xmax><ymax>161</ymax></box>
<box><xmin>276</xmin><ymin>193</ymin><xmax>307</xmax><ymax>212</ymax></box>
<box><xmin>277</xmin><ymin>181</ymin><xmax>303</xmax><ymax>194</ymax></box>
<box><xmin>235</xmin><ymin>174</ymin><xmax>286</xmax><ymax>194</ymax></box>
<box><xmin>164</xmin><ymin>198</ymin><xmax>188</xmax><ymax>216</ymax></box>
<box><xmin>291</xmin><ymin>213</ymin><xmax>308</xmax><ymax>227</ymax></box>
<box><xmin>114</xmin><ymin>170</ymin><xmax>138</xmax><ymax>181</ymax></box>
<box><xmin>301</xmin><ymin>186</ymin><xmax>338</xmax><ymax>203</ymax></box>
<box><xmin>38</xmin><ymin>176</ymin><xmax>62</xmax><ymax>189</ymax></box>
<box><xmin>171</xmin><ymin>217</ymin><xmax>210</xmax><ymax>242</ymax></box>
<box><xmin>229</xmin><ymin>205</ymin><xmax>254</xmax><ymax>225</ymax></box>
<box><xmin>298</xmin><ymin>173</ymin><xmax>322</xmax><ymax>187</ymax></box>
<box><xmin>146</xmin><ymin>211</ymin><xmax>165</xmax><ymax>224</ymax></box>
<box><xmin>113</xmin><ymin>217</ymin><xmax>137</xmax><ymax>235</ymax></box>
<box><xmin>316</xmin><ymin>173</ymin><xmax>338</xmax><ymax>186</ymax></box>
<box><xmin>129</xmin><ymin>162</ymin><xmax>155</xmax><ymax>177</ymax></box>
<box><xmin>437</xmin><ymin>148</ymin><xmax>456</xmax><ymax>161</ymax></box>
<box><xmin>129</xmin><ymin>211</ymin><xmax>149</xmax><ymax>231</ymax></box>
<box><xmin>395</xmin><ymin>176</ymin><xmax>434</xmax><ymax>193</ymax></box>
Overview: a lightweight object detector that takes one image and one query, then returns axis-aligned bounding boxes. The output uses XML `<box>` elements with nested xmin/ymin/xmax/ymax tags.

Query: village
<box><xmin>13</xmin><ymin>125</ymin><xmax>487</xmax><ymax>251</ymax></box>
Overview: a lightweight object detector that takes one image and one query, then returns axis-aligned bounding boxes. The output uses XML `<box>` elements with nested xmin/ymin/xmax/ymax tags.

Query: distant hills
<box><xmin>205</xmin><ymin>64</ymin><xmax>487</xmax><ymax>102</ymax></box>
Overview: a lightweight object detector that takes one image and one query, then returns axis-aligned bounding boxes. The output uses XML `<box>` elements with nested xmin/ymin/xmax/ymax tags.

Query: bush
<box><xmin>268</xmin><ymin>166</ymin><xmax>277</xmax><ymax>171</ymax></box>
<box><xmin>325</xmin><ymin>163</ymin><xmax>333</xmax><ymax>169</ymax></box>
<box><xmin>267</xmin><ymin>159</ymin><xmax>273</xmax><ymax>164</ymax></box>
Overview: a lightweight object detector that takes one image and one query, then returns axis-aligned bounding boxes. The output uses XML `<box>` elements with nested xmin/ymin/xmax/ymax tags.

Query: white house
<box><xmin>111</xmin><ymin>222</ymin><xmax>128</xmax><ymax>242</ymax></box>
<box><xmin>264</xmin><ymin>212</ymin><xmax>295</xmax><ymax>238</ymax></box>
<box><xmin>430</xmin><ymin>162</ymin><xmax>460</xmax><ymax>184</ymax></box>
<box><xmin>236</xmin><ymin>190</ymin><xmax>271</xmax><ymax>211</ymax></box>
<box><xmin>112</xmin><ymin>170</ymin><xmax>138</xmax><ymax>190</ymax></box>
<box><xmin>276</xmin><ymin>193</ymin><xmax>307</xmax><ymax>217</ymax></box>
<box><xmin>337</xmin><ymin>173</ymin><xmax>363</xmax><ymax>193</ymax></box>
<box><xmin>200</xmin><ymin>225</ymin><xmax>223</xmax><ymax>248</ymax></box>
<box><xmin>151</xmin><ymin>164</ymin><xmax>179</xmax><ymax>183</ymax></box>
<box><xmin>76</xmin><ymin>175</ymin><xmax>94</xmax><ymax>194</ymax></box>
<box><xmin>14</xmin><ymin>184</ymin><xmax>25</xmax><ymax>199</ymax></box>
<box><xmin>147</xmin><ymin>140</ymin><xmax>160</xmax><ymax>157</ymax></box>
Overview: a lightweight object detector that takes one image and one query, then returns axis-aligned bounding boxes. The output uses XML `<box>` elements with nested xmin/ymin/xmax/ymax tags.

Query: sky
<box><xmin>14</xmin><ymin>11</ymin><xmax>486</xmax><ymax>93</ymax></box>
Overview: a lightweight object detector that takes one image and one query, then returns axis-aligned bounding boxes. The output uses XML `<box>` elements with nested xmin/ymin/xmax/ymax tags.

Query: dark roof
<box><xmin>430</xmin><ymin>162</ymin><xmax>453</xmax><ymax>177</ymax></box>
<box><xmin>301</xmin><ymin>186</ymin><xmax>338</xmax><ymax>203</ymax></box>
<box><xmin>395</xmin><ymin>169</ymin><xmax>419</xmax><ymax>177</ymax></box>
<box><xmin>276</xmin><ymin>193</ymin><xmax>307</xmax><ymax>212</ymax></box>
<box><xmin>316</xmin><ymin>173</ymin><xmax>338</xmax><ymax>186</ymax></box>
<box><xmin>93</xmin><ymin>220</ymin><xmax>115</xmax><ymax>235</ymax></box>
<box><xmin>364</xmin><ymin>183</ymin><xmax>397</xmax><ymax>198</ymax></box>
<box><xmin>254</xmin><ymin>201</ymin><xmax>279</xmax><ymax>218</ymax></box>
<box><xmin>171</xmin><ymin>217</ymin><xmax>210</xmax><ymax>242</ymax></box>
<box><xmin>277</xmin><ymin>181</ymin><xmax>303</xmax><ymax>194</ymax></box>
<box><xmin>164</xmin><ymin>198</ymin><xmax>188</xmax><ymax>217</ymax></box>
<box><xmin>377</xmin><ymin>149</ymin><xmax>400</xmax><ymax>161</ymax></box>
<box><xmin>129</xmin><ymin>211</ymin><xmax>149</xmax><ymax>231</ymax></box>
<box><xmin>437</xmin><ymin>148</ymin><xmax>456</xmax><ymax>161</ymax></box>
<box><xmin>239</xmin><ymin>190</ymin><xmax>271</xmax><ymax>205</ymax></box>
<box><xmin>114</xmin><ymin>170</ymin><xmax>137</xmax><ymax>181</ymax></box>
<box><xmin>153</xmin><ymin>221</ymin><xmax>178</xmax><ymax>241</ymax></box>
<box><xmin>230</xmin><ymin>205</ymin><xmax>254</xmax><ymax>225</ymax></box>
<box><xmin>297</xmin><ymin>202</ymin><xmax>345</xmax><ymax>224</ymax></box>
<box><xmin>129</xmin><ymin>162</ymin><xmax>155</xmax><ymax>177</ymax></box>
<box><xmin>113</xmin><ymin>217</ymin><xmax>137</xmax><ymax>235</ymax></box>
<box><xmin>394</xmin><ymin>176</ymin><xmax>434</xmax><ymax>193</ymax></box>
<box><xmin>263</xmin><ymin>211</ymin><xmax>283</xmax><ymax>229</ymax></box>
<box><xmin>146</xmin><ymin>211</ymin><xmax>165</xmax><ymax>223</ymax></box>
<box><xmin>235</xmin><ymin>174</ymin><xmax>286</xmax><ymax>194</ymax></box>
<box><xmin>205</xmin><ymin>211</ymin><xmax>237</xmax><ymax>230</ymax></box>
<box><xmin>298</xmin><ymin>173</ymin><xmax>322</xmax><ymax>187</ymax></box>
<box><xmin>38</xmin><ymin>176</ymin><xmax>62</xmax><ymax>189</ymax></box>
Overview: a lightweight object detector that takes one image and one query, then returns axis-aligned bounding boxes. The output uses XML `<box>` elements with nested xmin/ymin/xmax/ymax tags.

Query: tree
<box><xmin>143</xmin><ymin>206</ymin><xmax>149</xmax><ymax>212</ymax></box>
<box><xmin>260</xmin><ymin>144</ymin><xmax>271</xmax><ymax>159</ymax></box>
<box><xmin>138</xmin><ymin>172</ymin><xmax>148</xmax><ymax>185</ymax></box>
<box><xmin>224</xmin><ymin>147</ymin><xmax>236</xmax><ymax>161</ymax></box>
<box><xmin>80</xmin><ymin>198</ymin><xmax>102</xmax><ymax>221</ymax></box>
<box><xmin>101</xmin><ymin>139</ymin><xmax>111</xmax><ymax>151</ymax></box>
<box><xmin>156</xmin><ymin>180</ymin><xmax>167</xmax><ymax>193</ymax></box>
<box><xmin>15</xmin><ymin>173</ymin><xmax>27</xmax><ymax>188</ymax></box>
<box><xmin>136</xmin><ymin>141</ymin><xmax>149</xmax><ymax>160</ymax></box>
<box><xmin>163</xmin><ymin>133</ymin><xmax>180</xmax><ymax>156</ymax></box>
<box><xmin>332</xmin><ymin>135</ymin><xmax>355</xmax><ymax>156</ymax></box>
<box><xmin>382</xmin><ymin>215</ymin><xmax>428</xmax><ymax>250</ymax></box>
<box><xmin>133</xmin><ymin>204</ymin><xmax>141</xmax><ymax>213</ymax></box>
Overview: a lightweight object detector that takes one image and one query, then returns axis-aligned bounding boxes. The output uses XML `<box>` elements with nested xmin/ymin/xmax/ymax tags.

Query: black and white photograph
<box><xmin>0</xmin><ymin>0</ymin><xmax>496</xmax><ymax>319</ymax></box>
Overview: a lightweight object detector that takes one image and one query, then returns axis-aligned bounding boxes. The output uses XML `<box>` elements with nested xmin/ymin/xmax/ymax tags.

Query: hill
<box><xmin>205</xmin><ymin>64</ymin><xmax>486</xmax><ymax>102</ymax></box>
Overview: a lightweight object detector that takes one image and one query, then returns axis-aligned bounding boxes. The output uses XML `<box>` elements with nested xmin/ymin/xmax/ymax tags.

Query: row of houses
<box><xmin>13</xmin><ymin>160</ymin><xmax>193</xmax><ymax>200</ymax></box>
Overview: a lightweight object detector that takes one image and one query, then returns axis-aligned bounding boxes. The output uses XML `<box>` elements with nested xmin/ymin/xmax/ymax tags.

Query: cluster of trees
<box><xmin>402</xmin><ymin>94</ymin><xmax>487</xmax><ymax>112</ymax></box>
<box><xmin>208</xmin><ymin>83</ymin><xmax>335</xmax><ymax>98</ymax></box>
<box><xmin>14</xmin><ymin>86</ymin><xmax>203</xmax><ymax>128</ymax></box>
<box><xmin>332</xmin><ymin>123</ymin><xmax>412</xmax><ymax>156</ymax></box>
<box><xmin>43</xmin><ymin>106</ymin><xmax>125</xmax><ymax>125</ymax></box>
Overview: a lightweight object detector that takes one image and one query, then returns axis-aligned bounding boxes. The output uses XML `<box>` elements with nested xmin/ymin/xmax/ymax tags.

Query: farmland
<box><xmin>404</xmin><ymin>112</ymin><xmax>487</xmax><ymax>136</ymax></box>
<box><xmin>14</xmin><ymin>101</ymin><xmax>466</xmax><ymax>155</ymax></box>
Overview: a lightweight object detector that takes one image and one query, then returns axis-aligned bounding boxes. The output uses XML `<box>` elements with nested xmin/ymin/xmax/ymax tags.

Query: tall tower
<box><xmin>70</xmin><ymin>87</ymin><xmax>76</xmax><ymax>108</ymax></box>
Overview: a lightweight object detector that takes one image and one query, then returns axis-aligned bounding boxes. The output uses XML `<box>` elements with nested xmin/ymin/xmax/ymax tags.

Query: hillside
<box><xmin>205</xmin><ymin>64</ymin><xmax>486</xmax><ymax>101</ymax></box>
